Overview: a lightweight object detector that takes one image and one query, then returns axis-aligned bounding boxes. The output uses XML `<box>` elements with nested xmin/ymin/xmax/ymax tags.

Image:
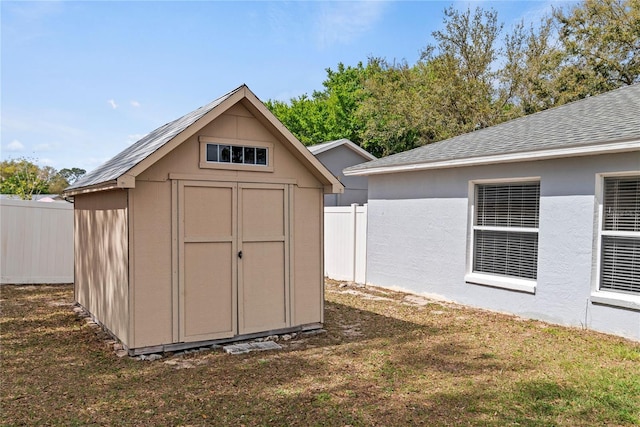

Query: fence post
<box><xmin>355</xmin><ymin>203</ymin><xmax>367</xmax><ymax>284</ymax></box>
<box><xmin>351</xmin><ymin>203</ymin><xmax>358</xmax><ymax>282</ymax></box>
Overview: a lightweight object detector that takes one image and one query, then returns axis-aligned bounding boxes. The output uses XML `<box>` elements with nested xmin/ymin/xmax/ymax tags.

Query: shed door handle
<box><xmin>238</xmin><ymin>250</ymin><xmax>243</xmax><ymax>259</ymax></box>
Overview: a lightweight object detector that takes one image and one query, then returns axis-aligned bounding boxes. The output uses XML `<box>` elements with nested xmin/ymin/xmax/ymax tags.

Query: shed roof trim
<box><xmin>65</xmin><ymin>85</ymin><xmax>343</xmax><ymax>194</ymax></box>
<box><xmin>344</xmin><ymin>83</ymin><xmax>640</xmax><ymax>176</ymax></box>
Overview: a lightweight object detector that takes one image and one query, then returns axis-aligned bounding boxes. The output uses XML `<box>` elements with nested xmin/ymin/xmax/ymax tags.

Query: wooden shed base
<box><xmin>75</xmin><ymin>302</ymin><xmax>323</xmax><ymax>357</ymax></box>
<box><xmin>127</xmin><ymin>323</ymin><xmax>324</xmax><ymax>356</ymax></box>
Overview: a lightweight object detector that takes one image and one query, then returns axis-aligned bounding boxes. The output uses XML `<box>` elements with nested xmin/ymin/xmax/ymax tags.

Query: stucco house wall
<box><xmin>365</xmin><ymin>152</ymin><xmax>640</xmax><ymax>341</ymax></box>
<box><xmin>308</xmin><ymin>139</ymin><xmax>375</xmax><ymax>206</ymax></box>
<box><xmin>345</xmin><ymin>84</ymin><xmax>640</xmax><ymax>342</ymax></box>
<box><xmin>315</xmin><ymin>145</ymin><xmax>370</xmax><ymax>206</ymax></box>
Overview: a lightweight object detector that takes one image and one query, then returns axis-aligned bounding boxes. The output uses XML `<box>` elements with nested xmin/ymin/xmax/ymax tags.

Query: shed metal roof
<box><xmin>65</xmin><ymin>85</ymin><xmax>343</xmax><ymax>195</ymax></box>
<box><xmin>344</xmin><ymin>83</ymin><xmax>640</xmax><ymax>176</ymax></box>
<box><xmin>67</xmin><ymin>86</ymin><xmax>242</xmax><ymax>191</ymax></box>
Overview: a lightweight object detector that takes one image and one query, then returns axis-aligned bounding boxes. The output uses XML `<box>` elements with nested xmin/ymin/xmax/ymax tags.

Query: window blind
<box><xmin>601</xmin><ymin>236</ymin><xmax>640</xmax><ymax>293</ymax></box>
<box><xmin>604</xmin><ymin>177</ymin><xmax>640</xmax><ymax>232</ymax></box>
<box><xmin>474</xmin><ymin>230</ymin><xmax>538</xmax><ymax>279</ymax></box>
<box><xmin>600</xmin><ymin>176</ymin><xmax>640</xmax><ymax>295</ymax></box>
<box><xmin>476</xmin><ymin>183</ymin><xmax>540</xmax><ymax>228</ymax></box>
<box><xmin>473</xmin><ymin>182</ymin><xmax>540</xmax><ymax>280</ymax></box>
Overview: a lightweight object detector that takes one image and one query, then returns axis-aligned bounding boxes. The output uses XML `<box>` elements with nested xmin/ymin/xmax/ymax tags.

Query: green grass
<box><xmin>1</xmin><ymin>282</ymin><xmax>639</xmax><ymax>426</ymax></box>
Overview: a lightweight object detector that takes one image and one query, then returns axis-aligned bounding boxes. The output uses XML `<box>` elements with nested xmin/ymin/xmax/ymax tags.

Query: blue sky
<box><xmin>2</xmin><ymin>0</ymin><xmax>570</xmax><ymax>173</ymax></box>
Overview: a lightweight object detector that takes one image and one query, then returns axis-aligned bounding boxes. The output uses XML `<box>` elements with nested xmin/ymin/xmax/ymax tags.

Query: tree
<box><xmin>269</xmin><ymin>1</ymin><xmax>640</xmax><ymax>158</ymax></box>
<box><xmin>58</xmin><ymin>167</ymin><xmax>86</xmax><ymax>184</ymax></box>
<box><xmin>356</xmin><ymin>57</ymin><xmax>440</xmax><ymax>156</ymax></box>
<box><xmin>357</xmin><ymin>6</ymin><xmax>512</xmax><ymax>156</ymax></box>
<box><xmin>0</xmin><ymin>158</ymin><xmax>50</xmax><ymax>200</ymax></box>
<box><xmin>48</xmin><ymin>167</ymin><xmax>86</xmax><ymax>194</ymax></box>
<box><xmin>265</xmin><ymin>95</ymin><xmax>330</xmax><ymax>145</ymax></box>
<box><xmin>0</xmin><ymin>159</ymin><xmax>86</xmax><ymax>198</ymax></box>
<box><xmin>553</xmin><ymin>0</ymin><xmax>640</xmax><ymax>99</ymax></box>
<box><xmin>501</xmin><ymin>18</ymin><xmax>566</xmax><ymax>114</ymax></box>
<box><xmin>501</xmin><ymin>0</ymin><xmax>639</xmax><ymax>111</ymax></box>
<box><xmin>266</xmin><ymin>62</ymin><xmax>371</xmax><ymax>146</ymax></box>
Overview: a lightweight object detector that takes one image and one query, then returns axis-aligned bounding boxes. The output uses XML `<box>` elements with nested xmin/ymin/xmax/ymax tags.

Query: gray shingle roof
<box><xmin>67</xmin><ymin>85</ymin><xmax>244</xmax><ymax>191</ymax></box>
<box><xmin>308</xmin><ymin>138</ymin><xmax>376</xmax><ymax>160</ymax></box>
<box><xmin>345</xmin><ymin>83</ymin><xmax>640</xmax><ymax>174</ymax></box>
<box><xmin>307</xmin><ymin>140</ymin><xmax>343</xmax><ymax>154</ymax></box>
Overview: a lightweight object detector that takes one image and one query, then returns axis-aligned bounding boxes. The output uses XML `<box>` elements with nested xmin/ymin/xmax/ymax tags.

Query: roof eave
<box><xmin>310</xmin><ymin>139</ymin><xmax>376</xmax><ymax>161</ymax></box>
<box><xmin>62</xmin><ymin>180</ymin><xmax>123</xmax><ymax>197</ymax></box>
<box><xmin>344</xmin><ymin>138</ymin><xmax>640</xmax><ymax>177</ymax></box>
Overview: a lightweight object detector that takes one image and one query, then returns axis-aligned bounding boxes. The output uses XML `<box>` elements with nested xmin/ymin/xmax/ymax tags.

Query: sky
<box><xmin>1</xmin><ymin>0</ymin><xmax>572</xmax><ymax>173</ymax></box>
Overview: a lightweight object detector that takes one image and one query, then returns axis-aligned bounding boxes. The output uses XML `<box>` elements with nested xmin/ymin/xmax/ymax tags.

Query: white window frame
<box><xmin>591</xmin><ymin>171</ymin><xmax>640</xmax><ymax>311</ymax></box>
<box><xmin>199</xmin><ymin>137</ymin><xmax>274</xmax><ymax>172</ymax></box>
<box><xmin>465</xmin><ymin>177</ymin><xmax>540</xmax><ymax>294</ymax></box>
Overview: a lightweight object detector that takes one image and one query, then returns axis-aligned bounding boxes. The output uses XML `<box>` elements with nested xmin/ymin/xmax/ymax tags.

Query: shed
<box><xmin>308</xmin><ymin>139</ymin><xmax>375</xmax><ymax>206</ymax></box>
<box><xmin>344</xmin><ymin>83</ymin><xmax>640</xmax><ymax>341</ymax></box>
<box><xmin>64</xmin><ymin>85</ymin><xmax>343</xmax><ymax>355</ymax></box>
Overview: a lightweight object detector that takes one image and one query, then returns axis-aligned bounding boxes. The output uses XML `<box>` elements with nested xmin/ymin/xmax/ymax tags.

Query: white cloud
<box><xmin>314</xmin><ymin>1</ymin><xmax>386</xmax><ymax>49</ymax></box>
<box><xmin>6</xmin><ymin>140</ymin><xmax>25</xmax><ymax>151</ymax></box>
<box><xmin>130</xmin><ymin>100</ymin><xmax>141</xmax><ymax>108</ymax></box>
<box><xmin>107</xmin><ymin>99</ymin><xmax>118</xmax><ymax>109</ymax></box>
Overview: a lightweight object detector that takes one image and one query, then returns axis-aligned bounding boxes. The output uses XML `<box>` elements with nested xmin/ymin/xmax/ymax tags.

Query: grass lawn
<box><xmin>2</xmin><ymin>281</ymin><xmax>639</xmax><ymax>426</ymax></box>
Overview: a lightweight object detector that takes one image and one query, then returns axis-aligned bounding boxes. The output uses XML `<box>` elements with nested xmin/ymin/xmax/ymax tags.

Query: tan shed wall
<box><xmin>126</xmin><ymin>101</ymin><xmax>325</xmax><ymax>349</ymax></box>
<box><xmin>293</xmin><ymin>186</ymin><xmax>324</xmax><ymax>325</ymax></box>
<box><xmin>129</xmin><ymin>180</ymin><xmax>173</xmax><ymax>348</ymax></box>
<box><xmin>74</xmin><ymin>190</ymin><xmax>129</xmax><ymax>345</ymax></box>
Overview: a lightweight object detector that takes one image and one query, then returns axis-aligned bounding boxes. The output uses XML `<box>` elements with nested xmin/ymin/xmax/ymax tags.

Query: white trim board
<box><xmin>344</xmin><ymin>140</ymin><xmax>640</xmax><ymax>176</ymax></box>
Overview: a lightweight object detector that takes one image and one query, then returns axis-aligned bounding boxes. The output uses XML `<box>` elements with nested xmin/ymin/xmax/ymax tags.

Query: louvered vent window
<box><xmin>473</xmin><ymin>182</ymin><xmax>540</xmax><ymax>280</ymax></box>
<box><xmin>600</xmin><ymin>176</ymin><xmax>640</xmax><ymax>294</ymax></box>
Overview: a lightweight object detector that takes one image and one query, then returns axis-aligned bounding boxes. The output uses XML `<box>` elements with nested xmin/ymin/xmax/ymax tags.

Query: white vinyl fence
<box><xmin>324</xmin><ymin>204</ymin><xmax>367</xmax><ymax>284</ymax></box>
<box><xmin>1</xmin><ymin>199</ymin><xmax>74</xmax><ymax>284</ymax></box>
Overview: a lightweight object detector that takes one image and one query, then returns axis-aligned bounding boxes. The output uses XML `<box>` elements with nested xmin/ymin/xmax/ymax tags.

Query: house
<box><xmin>344</xmin><ymin>84</ymin><xmax>640</xmax><ymax>341</ymax></box>
<box><xmin>63</xmin><ymin>85</ymin><xmax>343</xmax><ymax>355</ymax></box>
<box><xmin>308</xmin><ymin>139</ymin><xmax>375</xmax><ymax>206</ymax></box>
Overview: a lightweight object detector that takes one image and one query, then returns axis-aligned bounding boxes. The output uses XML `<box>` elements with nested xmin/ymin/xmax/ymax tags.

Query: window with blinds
<box><xmin>600</xmin><ymin>176</ymin><xmax>640</xmax><ymax>294</ymax></box>
<box><xmin>473</xmin><ymin>182</ymin><xmax>540</xmax><ymax>280</ymax></box>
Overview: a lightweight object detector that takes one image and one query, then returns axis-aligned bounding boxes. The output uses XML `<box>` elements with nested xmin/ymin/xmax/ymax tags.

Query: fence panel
<box><xmin>324</xmin><ymin>204</ymin><xmax>367</xmax><ymax>283</ymax></box>
<box><xmin>1</xmin><ymin>199</ymin><xmax>74</xmax><ymax>284</ymax></box>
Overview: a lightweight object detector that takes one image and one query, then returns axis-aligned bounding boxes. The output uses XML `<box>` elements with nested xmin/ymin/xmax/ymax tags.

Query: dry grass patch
<box><xmin>2</xmin><ymin>282</ymin><xmax>639</xmax><ymax>426</ymax></box>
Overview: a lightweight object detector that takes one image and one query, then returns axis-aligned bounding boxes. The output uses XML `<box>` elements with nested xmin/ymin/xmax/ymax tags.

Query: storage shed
<box><xmin>64</xmin><ymin>85</ymin><xmax>343</xmax><ymax>355</ymax></box>
<box><xmin>308</xmin><ymin>139</ymin><xmax>376</xmax><ymax>206</ymax></box>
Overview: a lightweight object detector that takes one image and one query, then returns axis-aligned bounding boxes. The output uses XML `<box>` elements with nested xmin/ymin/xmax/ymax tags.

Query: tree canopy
<box><xmin>266</xmin><ymin>0</ymin><xmax>640</xmax><ymax>157</ymax></box>
<box><xmin>0</xmin><ymin>158</ymin><xmax>85</xmax><ymax>199</ymax></box>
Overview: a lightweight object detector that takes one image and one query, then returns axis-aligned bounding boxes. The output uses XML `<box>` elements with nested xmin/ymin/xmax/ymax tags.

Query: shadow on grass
<box><xmin>3</xmin><ymin>285</ymin><xmax>640</xmax><ymax>426</ymax></box>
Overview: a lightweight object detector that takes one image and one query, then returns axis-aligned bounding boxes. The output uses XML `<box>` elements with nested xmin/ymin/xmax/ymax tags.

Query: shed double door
<box><xmin>177</xmin><ymin>181</ymin><xmax>290</xmax><ymax>343</ymax></box>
